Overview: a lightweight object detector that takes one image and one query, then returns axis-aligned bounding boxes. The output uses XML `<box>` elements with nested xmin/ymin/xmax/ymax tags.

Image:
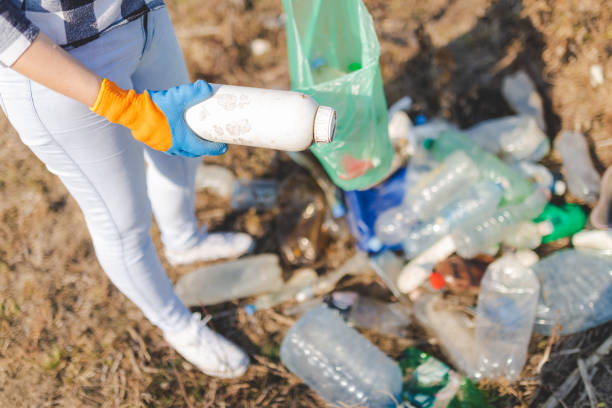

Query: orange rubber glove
<box><xmin>90</xmin><ymin>78</ymin><xmax>227</xmax><ymax>157</ymax></box>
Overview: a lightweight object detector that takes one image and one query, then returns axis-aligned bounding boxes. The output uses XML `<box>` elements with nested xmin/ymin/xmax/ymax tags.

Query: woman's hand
<box><xmin>91</xmin><ymin>78</ymin><xmax>227</xmax><ymax>157</ymax></box>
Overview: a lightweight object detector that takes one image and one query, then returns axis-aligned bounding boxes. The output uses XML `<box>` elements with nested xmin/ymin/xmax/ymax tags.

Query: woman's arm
<box><xmin>11</xmin><ymin>32</ymin><xmax>102</xmax><ymax>106</ymax></box>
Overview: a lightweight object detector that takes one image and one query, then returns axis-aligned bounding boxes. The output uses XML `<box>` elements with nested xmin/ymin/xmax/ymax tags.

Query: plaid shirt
<box><xmin>0</xmin><ymin>0</ymin><xmax>164</xmax><ymax>66</ymax></box>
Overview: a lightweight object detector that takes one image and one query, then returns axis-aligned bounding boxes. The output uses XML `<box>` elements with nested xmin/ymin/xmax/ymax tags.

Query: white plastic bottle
<box><xmin>280</xmin><ymin>306</ymin><xmax>403</xmax><ymax>407</ymax></box>
<box><xmin>474</xmin><ymin>254</ymin><xmax>540</xmax><ymax>381</ymax></box>
<box><xmin>184</xmin><ymin>84</ymin><xmax>336</xmax><ymax>151</ymax></box>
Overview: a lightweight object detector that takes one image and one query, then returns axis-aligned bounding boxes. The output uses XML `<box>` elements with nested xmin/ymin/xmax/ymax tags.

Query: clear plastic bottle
<box><xmin>554</xmin><ymin>131</ymin><xmax>601</xmax><ymax>203</ymax></box>
<box><xmin>465</xmin><ymin>115</ymin><xmax>549</xmax><ymax>162</ymax></box>
<box><xmin>426</xmin><ymin>131</ymin><xmax>533</xmax><ymax>204</ymax></box>
<box><xmin>230</xmin><ymin>179</ymin><xmax>278</xmax><ymax>211</ymax></box>
<box><xmin>184</xmin><ymin>84</ymin><xmax>336</xmax><ymax>151</ymax></box>
<box><xmin>532</xmin><ymin>249</ymin><xmax>612</xmax><ymax>335</ymax></box>
<box><xmin>502</xmin><ymin>70</ymin><xmax>546</xmax><ymax>131</ymax></box>
<box><xmin>247</xmin><ymin>268</ymin><xmax>319</xmax><ymax>313</ymax></box>
<box><xmin>474</xmin><ymin>254</ymin><xmax>540</xmax><ymax>381</ymax></box>
<box><xmin>248</xmin><ymin>251</ymin><xmax>372</xmax><ymax>314</ymax></box>
<box><xmin>401</xmin><ymin>180</ymin><xmax>503</xmax><ymax>258</ymax></box>
<box><xmin>374</xmin><ymin>150</ymin><xmax>480</xmax><ymax>244</ymax></box>
<box><xmin>280</xmin><ymin>306</ymin><xmax>403</xmax><ymax>407</ymax></box>
<box><xmin>452</xmin><ymin>188</ymin><xmax>548</xmax><ymax>258</ymax></box>
<box><xmin>174</xmin><ymin>254</ymin><xmax>283</xmax><ymax>306</ymax></box>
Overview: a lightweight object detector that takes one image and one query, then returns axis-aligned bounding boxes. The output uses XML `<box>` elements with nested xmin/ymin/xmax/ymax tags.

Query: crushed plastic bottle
<box><xmin>474</xmin><ymin>254</ymin><xmax>540</xmax><ymax>381</ymax></box>
<box><xmin>452</xmin><ymin>188</ymin><xmax>548</xmax><ymax>258</ymax></box>
<box><xmin>554</xmin><ymin>131</ymin><xmax>601</xmax><ymax>203</ymax></box>
<box><xmin>532</xmin><ymin>249</ymin><xmax>612</xmax><ymax>335</ymax></box>
<box><xmin>325</xmin><ymin>291</ymin><xmax>412</xmax><ymax>337</ymax></box>
<box><xmin>280</xmin><ymin>306</ymin><xmax>403</xmax><ymax>407</ymax></box>
<box><xmin>413</xmin><ymin>294</ymin><xmax>478</xmax><ymax>377</ymax></box>
<box><xmin>501</xmin><ymin>221</ymin><xmax>550</xmax><ymax>250</ymax></box>
<box><xmin>426</xmin><ymin>131</ymin><xmax>533</xmax><ymax>204</ymax></box>
<box><xmin>465</xmin><ymin>115</ymin><xmax>549</xmax><ymax>162</ymax></box>
<box><xmin>401</xmin><ymin>180</ymin><xmax>503</xmax><ymax>258</ymax></box>
<box><xmin>231</xmin><ymin>179</ymin><xmax>279</xmax><ymax>210</ymax></box>
<box><xmin>429</xmin><ymin>255</ymin><xmax>494</xmax><ymax>295</ymax></box>
<box><xmin>375</xmin><ymin>151</ymin><xmax>480</xmax><ymax>244</ymax></box>
<box><xmin>174</xmin><ymin>254</ymin><xmax>283</xmax><ymax>306</ymax></box>
<box><xmin>398</xmin><ymin>236</ymin><xmax>457</xmax><ymax>294</ymax></box>
<box><xmin>501</xmin><ymin>71</ymin><xmax>546</xmax><ymax>131</ymax></box>
<box><xmin>194</xmin><ymin>164</ymin><xmax>235</xmax><ymax>197</ymax></box>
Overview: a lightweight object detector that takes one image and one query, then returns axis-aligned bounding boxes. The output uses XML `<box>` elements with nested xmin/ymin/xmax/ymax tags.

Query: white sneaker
<box><xmin>165</xmin><ymin>231</ymin><xmax>254</xmax><ymax>266</ymax></box>
<box><xmin>164</xmin><ymin>313</ymin><xmax>249</xmax><ymax>378</ymax></box>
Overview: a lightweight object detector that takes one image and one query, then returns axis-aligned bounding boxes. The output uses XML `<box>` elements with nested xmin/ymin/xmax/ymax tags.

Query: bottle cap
<box><xmin>429</xmin><ymin>272</ymin><xmax>446</xmax><ymax>290</ymax></box>
<box><xmin>314</xmin><ymin>106</ymin><xmax>336</xmax><ymax>144</ymax></box>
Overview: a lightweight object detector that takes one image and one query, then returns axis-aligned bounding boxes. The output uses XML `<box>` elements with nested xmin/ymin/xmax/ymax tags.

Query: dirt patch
<box><xmin>0</xmin><ymin>0</ymin><xmax>610</xmax><ymax>407</ymax></box>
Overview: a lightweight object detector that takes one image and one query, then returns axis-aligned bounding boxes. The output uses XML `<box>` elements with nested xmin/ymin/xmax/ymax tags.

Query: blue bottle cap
<box><xmin>311</xmin><ymin>57</ymin><xmax>325</xmax><ymax>70</ymax></box>
<box><xmin>244</xmin><ymin>304</ymin><xmax>256</xmax><ymax>316</ymax></box>
<box><xmin>415</xmin><ymin>114</ymin><xmax>428</xmax><ymax>126</ymax></box>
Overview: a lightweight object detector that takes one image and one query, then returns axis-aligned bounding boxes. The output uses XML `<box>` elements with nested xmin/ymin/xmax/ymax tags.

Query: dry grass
<box><xmin>0</xmin><ymin>0</ymin><xmax>610</xmax><ymax>406</ymax></box>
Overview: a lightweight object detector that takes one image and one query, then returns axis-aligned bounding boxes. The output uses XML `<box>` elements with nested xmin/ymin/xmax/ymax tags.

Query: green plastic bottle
<box><xmin>426</xmin><ymin>131</ymin><xmax>533</xmax><ymax>204</ymax></box>
<box><xmin>533</xmin><ymin>203</ymin><xmax>587</xmax><ymax>243</ymax></box>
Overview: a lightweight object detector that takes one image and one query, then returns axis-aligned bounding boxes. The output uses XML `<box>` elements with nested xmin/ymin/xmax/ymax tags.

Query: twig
<box><xmin>577</xmin><ymin>358</ymin><xmax>597</xmax><ymax>408</ymax></box>
<box><xmin>543</xmin><ymin>334</ymin><xmax>612</xmax><ymax>408</ymax></box>
<box><xmin>172</xmin><ymin>366</ymin><xmax>194</xmax><ymax>408</ymax></box>
<box><xmin>537</xmin><ymin>324</ymin><xmax>560</xmax><ymax>374</ymax></box>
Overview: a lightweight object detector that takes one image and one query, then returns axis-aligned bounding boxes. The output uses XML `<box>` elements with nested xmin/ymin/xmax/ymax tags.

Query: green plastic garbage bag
<box><xmin>282</xmin><ymin>0</ymin><xmax>393</xmax><ymax>190</ymax></box>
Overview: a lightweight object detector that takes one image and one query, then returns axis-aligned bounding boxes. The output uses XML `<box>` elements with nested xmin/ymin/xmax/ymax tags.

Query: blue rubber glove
<box><xmin>148</xmin><ymin>80</ymin><xmax>228</xmax><ymax>157</ymax></box>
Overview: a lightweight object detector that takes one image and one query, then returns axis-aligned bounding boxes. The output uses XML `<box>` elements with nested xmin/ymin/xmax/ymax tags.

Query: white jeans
<box><xmin>0</xmin><ymin>8</ymin><xmax>201</xmax><ymax>333</ymax></box>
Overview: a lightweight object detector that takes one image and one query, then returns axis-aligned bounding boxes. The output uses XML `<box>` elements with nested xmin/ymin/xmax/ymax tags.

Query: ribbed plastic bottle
<box><xmin>185</xmin><ymin>84</ymin><xmax>336</xmax><ymax>151</ymax></box>
<box><xmin>374</xmin><ymin>150</ymin><xmax>480</xmax><ymax>244</ymax></box>
<box><xmin>554</xmin><ymin>131</ymin><xmax>601</xmax><ymax>203</ymax></box>
<box><xmin>402</xmin><ymin>180</ymin><xmax>503</xmax><ymax>258</ymax></box>
<box><xmin>174</xmin><ymin>254</ymin><xmax>283</xmax><ymax>306</ymax></box>
<box><xmin>280</xmin><ymin>306</ymin><xmax>403</xmax><ymax>407</ymax></box>
<box><xmin>426</xmin><ymin>131</ymin><xmax>533</xmax><ymax>204</ymax></box>
<box><xmin>532</xmin><ymin>249</ymin><xmax>612</xmax><ymax>335</ymax></box>
<box><xmin>452</xmin><ymin>188</ymin><xmax>548</xmax><ymax>258</ymax></box>
<box><xmin>474</xmin><ymin>254</ymin><xmax>540</xmax><ymax>381</ymax></box>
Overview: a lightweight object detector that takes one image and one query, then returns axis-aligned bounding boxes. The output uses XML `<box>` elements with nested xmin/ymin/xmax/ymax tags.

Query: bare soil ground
<box><xmin>0</xmin><ymin>0</ymin><xmax>610</xmax><ymax>407</ymax></box>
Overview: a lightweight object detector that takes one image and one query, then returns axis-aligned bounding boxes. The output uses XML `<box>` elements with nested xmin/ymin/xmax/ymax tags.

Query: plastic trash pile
<box><xmin>186</xmin><ymin>67</ymin><xmax>610</xmax><ymax>407</ymax></box>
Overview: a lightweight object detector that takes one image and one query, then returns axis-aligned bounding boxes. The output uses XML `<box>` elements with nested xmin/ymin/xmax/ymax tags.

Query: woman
<box><xmin>0</xmin><ymin>0</ymin><xmax>252</xmax><ymax>378</ymax></box>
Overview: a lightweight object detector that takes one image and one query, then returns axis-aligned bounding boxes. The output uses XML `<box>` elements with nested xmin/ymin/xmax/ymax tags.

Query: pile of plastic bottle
<box><xmin>186</xmin><ymin>70</ymin><xmax>611</xmax><ymax>408</ymax></box>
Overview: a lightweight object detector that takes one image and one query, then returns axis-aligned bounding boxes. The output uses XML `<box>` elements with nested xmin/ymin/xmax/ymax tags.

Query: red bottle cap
<box><xmin>429</xmin><ymin>272</ymin><xmax>446</xmax><ymax>290</ymax></box>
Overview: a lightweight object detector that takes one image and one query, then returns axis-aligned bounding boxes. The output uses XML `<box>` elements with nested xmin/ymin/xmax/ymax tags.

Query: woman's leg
<box><xmin>131</xmin><ymin>8</ymin><xmax>253</xmax><ymax>263</ymax></box>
